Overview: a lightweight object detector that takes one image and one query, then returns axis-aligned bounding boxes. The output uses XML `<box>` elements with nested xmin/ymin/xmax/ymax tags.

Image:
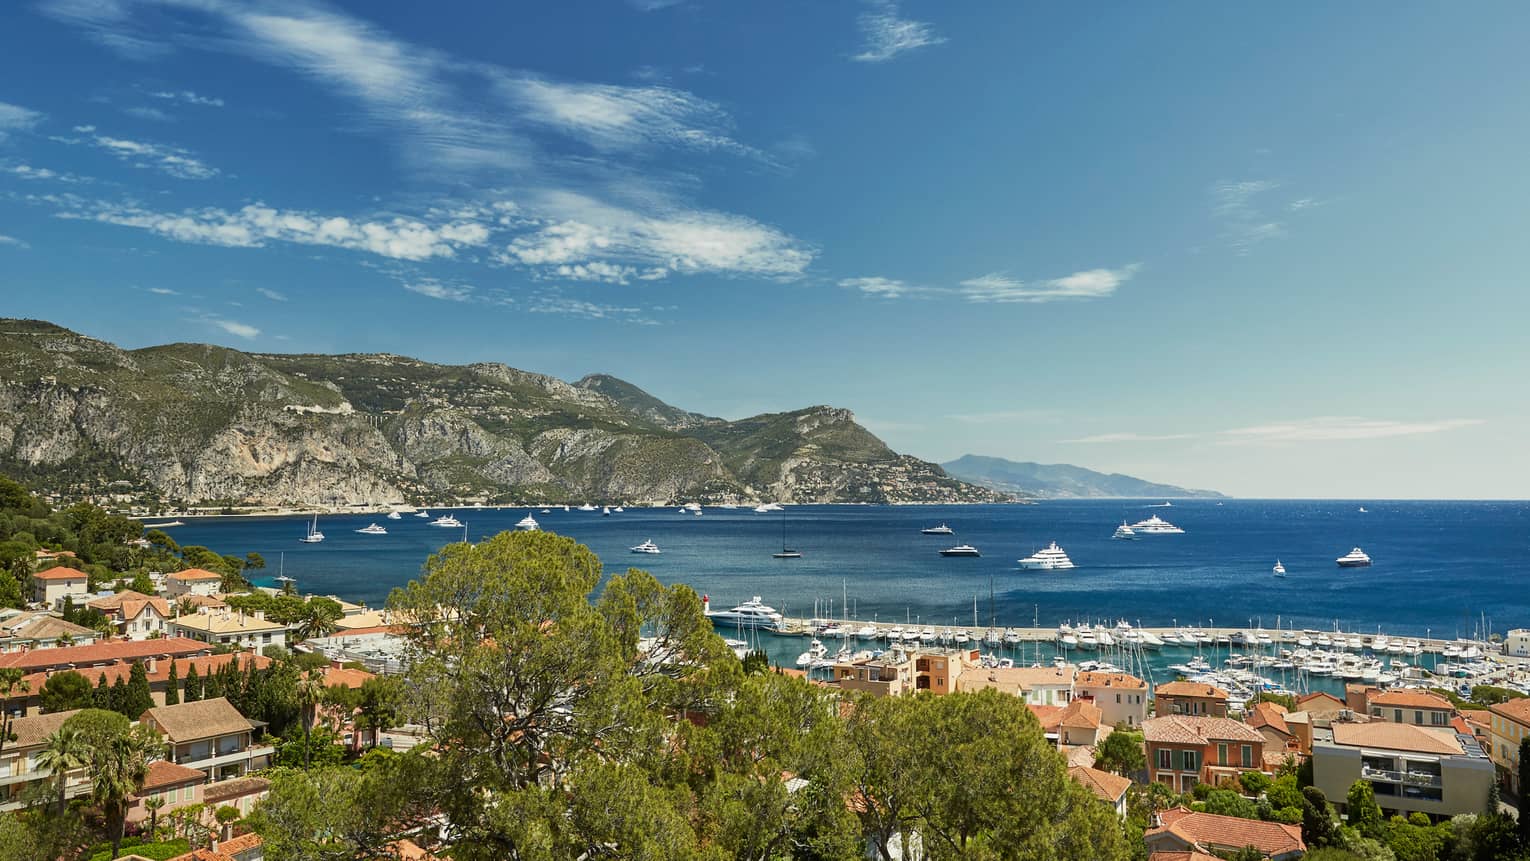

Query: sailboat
<box><xmin>298</xmin><ymin>514</ymin><xmax>324</xmax><ymax>543</ymax></box>
<box><xmin>1273</xmin><ymin>559</ymin><xmax>1286</xmax><ymax>577</ymax></box>
<box><xmin>773</xmin><ymin>510</ymin><xmax>801</xmax><ymax>559</ymax></box>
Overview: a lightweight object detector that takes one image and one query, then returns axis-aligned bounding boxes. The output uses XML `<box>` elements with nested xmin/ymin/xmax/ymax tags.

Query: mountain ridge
<box><xmin>940</xmin><ymin>454</ymin><xmax>1225</xmax><ymax>499</ymax></box>
<box><xmin>0</xmin><ymin>319</ymin><xmax>1007</xmax><ymax>507</ymax></box>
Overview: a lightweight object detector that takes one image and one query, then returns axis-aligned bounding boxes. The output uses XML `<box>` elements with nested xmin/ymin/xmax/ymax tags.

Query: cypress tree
<box><xmin>93</xmin><ymin>672</ymin><xmax>110</xmax><ymax>708</ymax></box>
<box><xmin>165</xmin><ymin>660</ymin><xmax>180</xmax><ymax>706</ymax></box>
<box><xmin>183</xmin><ymin>664</ymin><xmax>201</xmax><ymax>702</ymax></box>
<box><xmin>109</xmin><ymin>676</ymin><xmax>129</xmax><ymax>716</ymax></box>
<box><xmin>204</xmin><ymin>664</ymin><xmax>224</xmax><ymax>700</ymax></box>
<box><xmin>125</xmin><ymin>660</ymin><xmax>153</xmax><ymax>717</ymax></box>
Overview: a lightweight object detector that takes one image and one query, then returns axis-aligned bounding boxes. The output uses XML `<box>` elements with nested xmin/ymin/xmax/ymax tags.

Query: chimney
<box><xmin>146</xmin><ymin>657</ymin><xmax>157</xmax><ymax>674</ymax></box>
<box><xmin>254</xmin><ymin>610</ymin><xmax>264</xmax><ymax>621</ymax></box>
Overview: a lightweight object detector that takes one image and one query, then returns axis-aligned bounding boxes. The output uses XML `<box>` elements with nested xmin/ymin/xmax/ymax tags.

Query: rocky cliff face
<box><xmin>0</xmin><ymin>319</ymin><xmax>1008</xmax><ymax>506</ymax></box>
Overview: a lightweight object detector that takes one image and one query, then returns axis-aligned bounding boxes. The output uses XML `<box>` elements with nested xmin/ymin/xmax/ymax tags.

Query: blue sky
<box><xmin>2</xmin><ymin>1</ymin><xmax>1527</xmax><ymax>498</ymax></box>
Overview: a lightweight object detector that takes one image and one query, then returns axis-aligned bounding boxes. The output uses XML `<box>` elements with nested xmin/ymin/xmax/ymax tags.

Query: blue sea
<box><xmin>161</xmin><ymin>500</ymin><xmax>1529</xmax><ymax>689</ymax></box>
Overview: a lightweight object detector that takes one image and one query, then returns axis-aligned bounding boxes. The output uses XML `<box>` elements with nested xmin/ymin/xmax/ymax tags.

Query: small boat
<box><xmin>796</xmin><ymin>639</ymin><xmax>827</xmax><ymax>668</ymax></box>
<box><xmin>1273</xmin><ymin>560</ymin><xmax>1286</xmax><ymax>577</ymax></box>
<box><xmin>629</xmin><ymin>539</ymin><xmax>661</xmax><ymax>555</ymax></box>
<box><xmin>1112</xmin><ymin>522</ymin><xmax>1137</xmax><ymax>540</ymax></box>
<box><xmin>431</xmin><ymin>515</ymin><xmax>463</xmax><ymax>528</ymax></box>
<box><xmin>515</xmin><ymin>513</ymin><xmax>539</xmax><ymax>531</ymax></box>
<box><xmin>414</xmin><ymin>510</ymin><xmax>431</xmax><ymax>518</ymax></box>
<box><xmin>602</xmin><ymin>506</ymin><xmax>611</xmax><ymax>516</ymax></box>
<box><xmin>578</xmin><ymin>503</ymin><xmax>597</xmax><ymax>512</ymax></box>
<box><xmin>920</xmin><ymin>523</ymin><xmax>955</xmax><ymax>535</ymax></box>
<box><xmin>613</xmin><ymin>506</ymin><xmax>624</xmax><ymax>513</ymax></box>
<box><xmin>142</xmin><ymin>520</ymin><xmax>184</xmax><ymax>528</ymax></box>
<box><xmin>940</xmin><ymin>544</ymin><xmax>981</xmax><ymax>557</ymax></box>
<box><xmin>1358</xmin><ymin>506</ymin><xmax>1368</xmax><ymax>513</ymax></box>
<box><xmin>386</xmin><ymin>511</ymin><xmax>402</xmax><ymax>520</ymax></box>
<box><xmin>1336</xmin><ymin>547</ymin><xmax>1372</xmax><ymax>567</ymax></box>
<box><xmin>540</xmin><ymin>508</ymin><xmax>551</xmax><ymax>514</ymax></box>
<box><xmin>773</xmin><ymin>510</ymin><xmax>801</xmax><ymax>558</ymax></box>
<box><xmin>355</xmin><ymin>523</ymin><xmax>388</xmax><ymax>535</ymax></box>
<box><xmin>1018</xmin><ymin>542</ymin><xmax>1074</xmax><ymax>570</ymax></box>
<box><xmin>299</xmin><ymin>514</ymin><xmax>325</xmax><ymax>543</ymax></box>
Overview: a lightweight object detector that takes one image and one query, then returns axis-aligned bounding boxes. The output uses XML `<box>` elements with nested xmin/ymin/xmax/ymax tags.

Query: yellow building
<box><xmin>1488</xmin><ymin>698</ymin><xmax>1530</xmax><ymax>793</ymax></box>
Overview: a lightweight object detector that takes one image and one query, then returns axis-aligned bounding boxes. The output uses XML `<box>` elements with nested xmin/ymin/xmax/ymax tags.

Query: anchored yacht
<box><xmin>355</xmin><ymin>523</ymin><xmax>388</xmax><ymax>535</ymax></box>
<box><xmin>1336</xmin><ymin>547</ymin><xmax>1372</xmax><ymax>568</ymax></box>
<box><xmin>1018</xmin><ymin>542</ymin><xmax>1075</xmax><ymax>570</ymax></box>
<box><xmin>629</xmin><ymin>539</ymin><xmax>661</xmax><ymax>555</ymax></box>
<box><xmin>515</xmin><ymin>513</ymin><xmax>539</xmax><ymax>531</ymax></box>
<box><xmin>1112</xmin><ymin>522</ymin><xmax>1137</xmax><ymax>540</ymax></box>
<box><xmin>431</xmin><ymin>514</ymin><xmax>463</xmax><ymax>528</ymax></box>
<box><xmin>414</xmin><ymin>510</ymin><xmax>431</xmax><ymax>518</ymax></box>
<box><xmin>939</xmin><ymin>544</ymin><xmax>981</xmax><ymax>557</ymax></box>
<box><xmin>921</xmin><ymin>523</ymin><xmax>955</xmax><ymax>535</ymax></box>
<box><xmin>298</xmin><ymin>514</ymin><xmax>325</xmax><ymax>543</ymax></box>
<box><xmin>386</xmin><ymin>511</ymin><xmax>402</xmax><ymax>520</ymax></box>
<box><xmin>703</xmin><ymin>595</ymin><xmax>784</xmax><ymax>630</ymax></box>
<box><xmin>1273</xmin><ymin>560</ymin><xmax>1286</xmax><ymax>577</ymax></box>
<box><xmin>1129</xmin><ymin>515</ymin><xmax>1185</xmax><ymax>535</ymax></box>
<box><xmin>577</xmin><ymin>503</ymin><xmax>597</xmax><ymax>512</ymax></box>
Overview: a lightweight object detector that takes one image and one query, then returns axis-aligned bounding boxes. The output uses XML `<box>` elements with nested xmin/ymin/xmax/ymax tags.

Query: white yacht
<box><xmin>629</xmin><ymin>539</ymin><xmax>661</xmax><ymax>555</ymax></box>
<box><xmin>355</xmin><ymin>523</ymin><xmax>388</xmax><ymax>535</ymax></box>
<box><xmin>1018</xmin><ymin>542</ymin><xmax>1074</xmax><ymax>570</ymax></box>
<box><xmin>515</xmin><ymin>512</ymin><xmax>539</xmax><ymax>531</ymax></box>
<box><xmin>921</xmin><ymin>523</ymin><xmax>955</xmax><ymax>535</ymax></box>
<box><xmin>414</xmin><ymin>510</ymin><xmax>431</xmax><ymax>518</ymax></box>
<box><xmin>431</xmin><ymin>514</ymin><xmax>463</xmax><ymax>528</ymax></box>
<box><xmin>577</xmin><ymin>503</ymin><xmax>597</xmax><ymax>512</ymax></box>
<box><xmin>1130</xmin><ymin>515</ymin><xmax>1185</xmax><ymax>535</ymax></box>
<box><xmin>754</xmin><ymin>502</ymin><xmax>784</xmax><ymax>513</ymax></box>
<box><xmin>1336</xmin><ymin>547</ymin><xmax>1372</xmax><ymax>567</ymax></box>
<box><xmin>613</xmin><ymin>506</ymin><xmax>624</xmax><ymax>513</ymax></box>
<box><xmin>940</xmin><ymin>544</ymin><xmax>981</xmax><ymax>557</ymax></box>
<box><xmin>703</xmin><ymin>595</ymin><xmax>784</xmax><ymax>631</ymax></box>
<box><xmin>681</xmin><ymin>502</ymin><xmax>702</xmax><ymax>514</ymax></box>
<box><xmin>796</xmin><ymin>639</ymin><xmax>827</xmax><ymax>668</ymax></box>
<box><xmin>386</xmin><ymin>511</ymin><xmax>402</xmax><ymax>520</ymax></box>
<box><xmin>602</xmin><ymin>506</ymin><xmax>611</xmax><ymax>516</ymax></box>
<box><xmin>1273</xmin><ymin>560</ymin><xmax>1286</xmax><ymax>577</ymax></box>
<box><xmin>299</xmin><ymin>514</ymin><xmax>325</xmax><ymax>543</ymax></box>
<box><xmin>1112</xmin><ymin>522</ymin><xmax>1137</xmax><ymax>540</ymax></box>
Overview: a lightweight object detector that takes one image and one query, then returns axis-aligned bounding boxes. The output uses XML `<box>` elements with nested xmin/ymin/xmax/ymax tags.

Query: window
<box><xmin>1116</xmin><ymin>693</ymin><xmax>1121</xmax><ymax>703</ymax></box>
<box><xmin>1415</xmin><ymin>710</ymin><xmax>1424</xmax><ymax>724</ymax></box>
<box><xmin>1394</xmin><ymin>709</ymin><xmax>1403</xmax><ymax>723</ymax></box>
<box><xmin>1218</xmin><ymin>743</ymin><xmax>1228</xmax><ymax>766</ymax></box>
<box><xmin>1158</xmin><ymin>749</ymin><xmax>1172</xmax><ymax>770</ymax></box>
<box><xmin>1242</xmin><ymin>745</ymin><xmax>1253</xmax><ymax>768</ymax></box>
<box><xmin>1180</xmin><ymin>750</ymin><xmax>1199</xmax><ymax>772</ymax></box>
<box><xmin>1432</xmin><ymin>712</ymin><xmax>1447</xmax><ymax>726</ymax></box>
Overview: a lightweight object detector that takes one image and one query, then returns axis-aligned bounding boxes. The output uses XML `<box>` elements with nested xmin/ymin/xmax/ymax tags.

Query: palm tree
<box><xmin>296</xmin><ymin>669</ymin><xmax>327</xmax><ymax>769</ymax></box>
<box><xmin>90</xmin><ymin>726</ymin><xmax>158</xmax><ymax>860</ymax></box>
<box><xmin>143</xmin><ymin>795</ymin><xmax>166</xmax><ymax>838</ymax></box>
<box><xmin>35</xmin><ymin>726</ymin><xmax>91</xmax><ymax>815</ymax></box>
<box><xmin>294</xmin><ymin>601</ymin><xmax>341</xmax><ymax>641</ymax></box>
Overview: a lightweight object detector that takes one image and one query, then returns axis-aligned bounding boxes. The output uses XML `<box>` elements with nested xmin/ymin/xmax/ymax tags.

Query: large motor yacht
<box><xmin>1018</xmin><ymin>541</ymin><xmax>1075</xmax><ymax>570</ymax></box>
<box><xmin>1112</xmin><ymin>522</ymin><xmax>1137</xmax><ymax>540</ymax></box>
<box><xmin>515</xmin><ymin>512</ymin><xmax>539</xmax><ymax>531</ymax></box>
<box><xmin>939</xmin><ymin>544</ymin><xmax>981</xmax><ymax>557</ymax></box>
<box><xmin>629</xmin><ymin>539</ymin><xmax>661</xmax><ymax>555</ymax></box>
<box><xmin>1336</xmin><ymin>547</ymin><xmax>1372</xmax><ymax>567</ymax></box>
<box><xmin>431</xmin><ymin>514</ymin><xmax>463</xmax><ymax>528</ymax></box>
<box><xmin>1129</xmin><ymin>514</ymin><xmax>1185</xmax><ymax>535</ymax></box>
<box><xmin>921</xmin><ymin>523</ymin><xmax>955</xmax><ymax>535</ymax></box>
<box><xmin>703</xmin><ymin>595</ymin><xmax>784</xmax><ymax>631</ymax></box>
<box><xmin>355</xmin><ymin>523</ymin><xmax>388</xmax><ymax>535</ymax></box>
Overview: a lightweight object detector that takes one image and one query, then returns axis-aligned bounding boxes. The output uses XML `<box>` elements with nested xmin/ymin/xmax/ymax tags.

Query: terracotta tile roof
<box><xmin>166</xmin><ymin>849</ymin><xmax>236</xmax><ymax>861</ymax></box>
<box><xmin>1330</xmin><ymin>722</ymin><xmax>1464</xmax><ymax>755</ymax></box>
<box><xmin>1297</xmin><ymin>691</ymin><xmax>1345</xmax><ymax>708</ymax></box>
<box><xmin>1028</xmin><ymin>704</ymin><xmax>1065</xmax><ymax>732</ymax></box>
<box><xmin>179</xmin><ymin>594</ymin><xmax>228</xmax><ymax>609</ymax></box>
<box><xmin>88</xmin><ymin>591</ymin><xmax>170</xmax><ymax>621</ymax></box>
<box><xmin>311</xmin><ymin>624</ymin><xmax>407</xmax><ymax>638</ymax></box>
<box><xmin>1076</xmin><ymin>670</ymin><xmax>1147</xmax><ymax>690</ymax></box>
<box><xmin>1370</xmin><ymin>690</ymin><xmax>1453</xmax><ymax>710</ymax></box>
<box><xmin>32</xmin><ymin>566</ymin><xmax>88</xmax><ymax>581</ymax></box>
<box><xmin>388</xmin><ymin>839</ymin><xmax>441</xmax><ymax>860</ymax></box>
<box><xmin>1069</xmin><ymin>764</ymin><xmax>1131</xmax><ymax>802</ymax></box>
<box><xmin>169</xmin><ymin>610</ymin><xmax>287</xmax><ymax>635</ymax></box>
<box><xmin>1144</xmin><ymin>715</ymin><xmax>1264</xmax><ymax>745</ymax></box>
<box><xmin>1489</xmin><ymin>698</ymin><xmax>1530</xmax><ymax>725</ymax></box>
<box><xmin>1146</xmin><ymin>809</ymin><xmax>1305</xmax><ymax>857</ymax></box>
<box><xmin>1248</xmin><ymin>702</ymin><xmax>1291</xmax><ymax>736</ymax></box>
<box><xmin>5</xmin><ymin>709</ymin><xmax>82</xmax><ymax>748</ymax></box>
<box><xmin>0</xmin><ymin>637</ymin><xmax>209</xmax><ymax>671</ymax></box>
<box><xmin>1156</xmin><ymin>681</ymin><xmax>1229</xmax><ymax>700</ymax></box>
<box><xmin>142</xmin><ymin>697</ymin><xmax>254</xmax><ymax>742</ymax></box>
<box><xmin>169</xmin><ymin>568</ymin><xmax>224</xmax><ymax>582</ymax></box>
<box><xmin>215</xmin><ymin>834</ymin><xmax>263</xmax><ymax>855</ymax></box>
<box><xmin>203</xmin><ymin>776</ymin><xmax>270</xmax><ymax>804</ymax></box>
<box><xmin>1065</xmin><ymin>744</ymin><xmax>1098</xmax><ymax>767</ymax></box>
<box><xmin>1059</xmin><ymin>700</ymin><xmax>1103</xmax><ymax>730</ymax></box>
<box><xmin>22</xmin><ymin>651</ymin><xmax>270</xmax><ymax>692</ymax></box>
<box><xmin>321</xmin><ymin>666</ymin><xmax>375</xmax><ymax>688</ymax></box>
<box><xmin>1148</xmin><ymin>851</ymin><xmax>1220</xmax><ymax>861</ymax></box>
<box><xmin>140</xmin><ymin>760</ymin><xmax>207</xmax><ymax>791</ymax></box>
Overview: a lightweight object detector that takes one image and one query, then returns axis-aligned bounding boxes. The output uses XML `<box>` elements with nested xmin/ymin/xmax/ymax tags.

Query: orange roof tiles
<box><xmin>1489</xmin><ymin>698</ymin><xmax>1530</xmax><ymax>725</ymax></box>
<box><xmin>0</xmin><ymin>637</ymin><xmax>209</xmax><ymax>671</ymax></box>
<box><xmin>1069</xmin><ymin>764</ymin><xmax>1131</xmax><ymax>802</ymax></box>
<box><xmin>32</xmin><ymin>566</ymin><xmax>87</xmax><ymax>581</ymax></box>
<box><xmin>1249</xmin><ymin>702</ymin><xmax>1292</xmax><ymax>736</ymax></box>
<box><xmin>1144</xmin><ymin>715</ymin><xmax>1264</xmax><ymax>745</ymax></box>
<box><xmin>1028</xmin><ymin>704</ymin><xmax>1065</xmax><ymax>732</ymax></box>
<box><xmin>1146</xmin><ymin>809</ymin><xmax>1305</xmax><ymax>857</ymax></box>
<box><xmin>1330</xmin><ymin>722</ymin><xmax>1464</xmax><ymax>755</ymax></box>
<box><xmin>168</xmin><ymin>568</ymin><xmax>224</xmax><ymax>582</ymax></box>
<box><xmin>1059</xmin><ymin>699</ymin><xmax>1103</xmax><ymax>730</ymax></box>
<box><xmin>1076</xmin><ymin>670</ymin><xmax>1147</xmax><ymax>690</ymax></box>
<box><xmin>140</xmin><ymin>760</ymin><xmax>207</xmax><ymax>791</ymax></box>
<box><xmin>1370</xmin><ymin>689</ymin><xmax>1453</xmax><ymax>710</ymax></box>
<box><xmin>1155</xmin><ymin>681</ymin><xmax>1229</xmax><ymax>700</ymax></box>
<box><xmin>321</xmin><ymin>666</ymin><xmax>375</xmax><ymax>688</ymax></box>
<box><xmin>214</xmin><ymin>834</ymin><xmax>263</xmax><ymax>855</ymax></box>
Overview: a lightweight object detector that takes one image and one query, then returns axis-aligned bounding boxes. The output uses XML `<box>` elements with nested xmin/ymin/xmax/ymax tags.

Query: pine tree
<box><xmin>164</xmin><ymin>661</ymin><xmax>180</xmax><ymax>706</ymax></box>
<box><xmin>125</xmin><ymin>661</ymin><xmax>153</xmax><ymax>718</ymax></box>
<box><xmin>183</xmin><ymin>664</ymin><xmax>201</xmax><ymax>703</ymax></box>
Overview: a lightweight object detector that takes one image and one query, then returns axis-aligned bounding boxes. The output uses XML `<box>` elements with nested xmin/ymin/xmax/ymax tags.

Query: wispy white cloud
<box><xmin>1211</xmin><ymin>180</ymin><xmax>1320</xmax><ymax>254</ymax></box>
<box><xmin>839</xmin><ymin>276</ymin><xmax>921</xmax><ymax>299</ymax></box>
<box><xmin>1063</xmin><ymin>416</ymin><xmax>1484</xmax><ymax>445</ymax></box>
<box><xmin>947</xmin><ymin>409</ymin><xmax>1063</xmax><ymax>425</ymax></box>
<box><xmin>402</xmin><ymin>279</ymin><xmax>475</xmax><ymax>302</ymax></box>
<box><xmin>0</xmin><ymin>234</ymin><xmax>29</xmax><ymax>249</ymax></box>
<box><xmin>853</xmin><ymin>0</ymin><xmax>946</xmax><ymax>63</ymax></box>
<box><xmin>63</xmin><ymin>201</ymin><xmax>490</xmax><ymax>261</ymax></box>
<box><xmin>0</xmin><ymin>101</ymin><xmax>44</xmax><ymax>141</ymax></box>
<box><xmin>255</xmin><ymin>287</ymin><xmax>287</xmax><ymax>302</ymax></box>
<box><xmin>149</xmin><ymin>90</ymin><xmax>225</xmax><ymax>107</ymax></box>
<box><xmin>206</xmin><ymin>317</ymin><xmax>260</xmax><ymax>339</ymax></box>
<box><xmin>1</xmin><ymin>162</ymin><xmax>91</xmax><ymax>183</ymax></box>
<box><xmin>960</xmin><ymin>264</ymin><xmax>1142</xmax><ymax>304</ymax></box>
<box><xmin>53</xmin><ymin>129</ymin><xmax>219</xmax><ymax>179</ymax></box>
<box><xmin>123</xmin><ymin>106</ymin><xmax>173</xmax><ymax>122</ymax></box>
<box><xmin>627</xmin><ymin>0</ymin><xmax>687</xmax><ymax>9</ymax></box>
<box><xmin>38</xmin><ymin>0</ymin><xmax>170</xmax><ymax>59</ymax></box>
<box><xmin>146</xmin><ymin>286</ymin><xmax>178</xmax><ymax>295</ymax></box>
<box><xmin>526</xmin><ymin>295</ymin><xmax>658</xmax><ymax>324</ymax></box>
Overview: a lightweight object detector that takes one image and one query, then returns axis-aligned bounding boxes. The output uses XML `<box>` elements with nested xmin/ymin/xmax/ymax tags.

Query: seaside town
<box><xmin>1</xmin><ymin>478</ymin><xmax>1529</xmax><ymax>861</ymax></box>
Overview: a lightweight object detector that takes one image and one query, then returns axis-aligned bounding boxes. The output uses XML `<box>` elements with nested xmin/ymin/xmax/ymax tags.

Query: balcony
<box><xmin>175</xmin><ymin>745</ymin><xmax>275</xmax><ymax>774</ymax></box>
<box><xmin>1361</xmin><ymin>765</ymin><xmax>1442</xmax><ymax>788</ymax></box>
